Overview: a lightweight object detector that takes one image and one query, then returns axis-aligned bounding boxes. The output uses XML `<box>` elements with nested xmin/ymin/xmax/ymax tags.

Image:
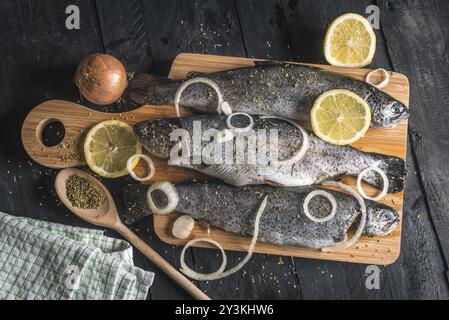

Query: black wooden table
<box><xmin>1</xmin><ymin>0</ymin><xmax>448</xmax><ymax>300</ymax></box>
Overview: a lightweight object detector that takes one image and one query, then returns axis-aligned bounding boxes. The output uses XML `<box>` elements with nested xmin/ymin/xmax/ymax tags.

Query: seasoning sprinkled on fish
<box><xmin>134</xmin><ymin>114</ymin><xmax>406</xmax><ymax>193</ymax></box>
<box><xmin>130</xmin><ymin>62</ymin><xmax>408</xmax><ymax>128</ymax></box>
<box><xmin>123</xmin><ymin>181</ymin><xmax>400</xmax><ymax>249</ymax></box>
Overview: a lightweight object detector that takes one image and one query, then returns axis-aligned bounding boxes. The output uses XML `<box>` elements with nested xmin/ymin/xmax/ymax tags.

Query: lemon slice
<box><xmin>311</xmin><ymin>89</ymin><xmax>371</xmax><ymax>145</ymax></box>
<box><xmin>324</xmin><ymin>13</ymin><xmax>376</xmax><ymax>67</ymax></box>
<box><xmin>84</xmin><ymin>120</ymin><xmax>142</xmax><ymax>178</ymax></box>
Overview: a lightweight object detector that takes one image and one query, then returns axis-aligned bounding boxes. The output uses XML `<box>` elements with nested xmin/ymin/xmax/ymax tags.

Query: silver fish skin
<box><xmin>134</xmin><ymin>115</ymin><xmax>406</xmax><ymax>193</ymax></box>
<box><xmin>127</xmin><ymin>181</ymin><xmax>399</xmax><ymax>249</ymax></box>
<box><xmin>129</xmin><ymin>62</ymin><xmax>409</xmax><ymax>128</ymax></box>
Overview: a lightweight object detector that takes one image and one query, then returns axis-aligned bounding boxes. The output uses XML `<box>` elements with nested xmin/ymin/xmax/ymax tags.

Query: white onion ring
<box><xmin>127</xmin><ymin>154</ymin><xmax>155</xmax><ymax>182</ymax></box>
<box><xmin>180</xmin><ymin>238</ymin><xmax>227</xmax><ymax>281</ymax></box>
<box><xmin>146</xmin><ymin>182</ymin><xmax>179</xmax><ymax>215</ymax></box>
<box><xmin>174</xmin><ymin>77</ymin><xmax>224</xmax><ymax>117</ymax></box>
<box><xmin>321</xmin><ymin>181</ymin><xmax>366</xmax><ymax>250</ymax></box>
<box><xmin>180</xmin><ymin>196</ymin><xmax>268</xmax><ymax>281</ymax></box>
<box><xmin>260</xmin><ymin>116</ymin><xmax>309</xmax><ymax>166</ymax></box>
<box><xmin>366</xmin><ymin>68</ymin><xmax>390</xmax><ymax>89</ymax></box>
<box><xmin>226</xmin><ymin>112</ymin><xmax>254</xmax><ymax>133</ymax></box>
<box><xmin>303</xmin><ymin>190</ymin><xmax>337</xmax><ymax>223</ymax></box>
<box><xmin>357</xmin><ymin>167</ymin><xmax>389</xmax><ymax>201</ymax></box>
<box><xmin>216</xmin><ymin>129</ymin><xmax>234</xmax><ymax>144</ymax></box>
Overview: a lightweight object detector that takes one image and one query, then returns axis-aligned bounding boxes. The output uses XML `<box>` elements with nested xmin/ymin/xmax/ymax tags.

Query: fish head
<box><xmin>133</xmin><ymin>118</ymin><xmax>181</xmax><ymax>159</ymax></box>
<box><xmin>364</xmin><ymin>203</ymin><xmax>400</xmax><ymax>237</ymax></box>
<box><xmin>367</xmin><ymin>92</ymin><xmax>409</xmax><ymax>127</ymax></box>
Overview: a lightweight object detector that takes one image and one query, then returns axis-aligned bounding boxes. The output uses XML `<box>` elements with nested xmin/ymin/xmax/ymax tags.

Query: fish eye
<box><xmin>380</xmin><ymin>211</ymin><xmax>391</xmax><ymax>222</ymax></box>
<box><xmin>391</xmin><ymin>105</ymin><xmax>402</xmax><ymax>114</ymax></box>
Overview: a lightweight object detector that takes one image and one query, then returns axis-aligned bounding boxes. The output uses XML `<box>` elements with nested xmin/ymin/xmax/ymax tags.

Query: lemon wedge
<box><xmin>324</xmin><ymin>13</ymin><xmax>376</xmax><ymax>67</ymax></box>
<box><xmin>84</xmin><ymin>120</ymin><xmax>142</xmax><ymax>178</ymax></box>
<box><xmin>311</xmin><ymin>89</ymin><xmax>371</xmax><ymax>145</ymax></box>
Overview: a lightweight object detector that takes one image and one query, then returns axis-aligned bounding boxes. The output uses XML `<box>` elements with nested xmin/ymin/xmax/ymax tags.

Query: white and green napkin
<box><xmin>0</xmin><ymin>212</ymin><xmax>154</xmax><ymax>300</ymax></box>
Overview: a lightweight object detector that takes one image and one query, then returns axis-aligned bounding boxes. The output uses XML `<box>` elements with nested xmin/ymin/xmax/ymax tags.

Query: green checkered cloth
<box><xmin>0</xmin><ymin>212</ymin><xmax>154</xmax><ymax>300</ymax></box>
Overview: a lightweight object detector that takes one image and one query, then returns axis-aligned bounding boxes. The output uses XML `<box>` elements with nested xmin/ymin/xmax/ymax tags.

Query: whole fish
<box><xmin>134</xmin><ymin>114</ymin><xmax>406</xmax><ymax>193</ymax></box>
<box><xmin>123</xmin><ymin>181</ymin><xmax>400</xmax><ymax>249</ymax></box>
<box><xmin>130</xmin><ymin>62</ymin><xmax>409</xmax><ymax>128</ymax></box>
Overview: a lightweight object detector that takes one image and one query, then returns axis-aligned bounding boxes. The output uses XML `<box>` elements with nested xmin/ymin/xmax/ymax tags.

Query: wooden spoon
<box><xmin>55</xmin><ymin>168</ymin><xmax>210</xmax><ymax>300</ymax></box>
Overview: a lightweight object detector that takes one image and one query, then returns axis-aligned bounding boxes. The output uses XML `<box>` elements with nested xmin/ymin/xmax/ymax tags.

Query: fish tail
<box><xmin>377</xmin><ymin>156</ymin><xmax>406</xmax><ymax>193</ymax></box>
<box><xmin>129</xmin><ymin>73</ymin><xmax>175</xmax><ymax>105</ymax></box>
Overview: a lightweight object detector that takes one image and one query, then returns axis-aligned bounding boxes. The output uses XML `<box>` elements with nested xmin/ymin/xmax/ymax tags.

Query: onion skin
<box><xmin>75</xmin><ymin>53</ymin><xmax>127</xmax><ymax>105</ymax></box>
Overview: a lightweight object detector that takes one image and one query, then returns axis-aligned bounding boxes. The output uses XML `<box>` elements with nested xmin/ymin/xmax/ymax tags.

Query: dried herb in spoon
<box><xmin>66</xmin><ymin>174</ymin><xmax>105</xmax><ymax>209</ymax></box>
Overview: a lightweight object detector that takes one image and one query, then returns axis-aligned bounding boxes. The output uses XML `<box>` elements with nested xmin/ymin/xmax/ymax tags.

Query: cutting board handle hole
<box><xmin>37</xmin><ymin>118</ymin><xmax>65</xmax><ymax>147</ymax></box>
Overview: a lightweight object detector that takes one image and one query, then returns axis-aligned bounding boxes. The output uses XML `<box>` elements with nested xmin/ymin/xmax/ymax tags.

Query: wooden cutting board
<box><xmin>21</xmin><ymin>53</ymin><xmax>409</xmax><ymax>265</ymax></box>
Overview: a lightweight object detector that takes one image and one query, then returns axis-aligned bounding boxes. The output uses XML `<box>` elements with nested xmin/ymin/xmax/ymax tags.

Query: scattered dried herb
<box><xmin>66</xmin><ymin>174</ymin><xmax>105</xmax><ymax>209</ymax></box>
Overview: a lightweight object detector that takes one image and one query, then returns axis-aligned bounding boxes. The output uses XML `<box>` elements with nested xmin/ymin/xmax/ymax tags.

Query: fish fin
<box><xmin>321</xmin><ymin>235</ymin><xmax>348</xmax><ymax>252</ymax></box>
<box><xmin>129</xmin><ymin>73</ymin><xmax>164</xmax><ymax>105</ymax></box>
<box><xmin>263</xmin><ymin>179</ymin><xmax>283</xmax><ymax>187</ymax></box>
<box><xmin>368</xmin><ymin>156</ymin><xmax>406</xmax><ymax>193</ymax></box>
<box><xmin>121</xmin><ymin>182</ymin><xmax>152</xmax><ymax>225</ymax></box>
<box><xmin>186</xmin><ymin>71</ymin><xmax>206</xmax><ymax>78</ymax></box>
<box><xmin>315</xmin><ymin>172</ymin><xmax>347</xmax><ymax>185</ymax></box>
<box><xmin>254</xmin><ymin>60</ymin><xmax>287</xmax><ymax>67</ymax></box>
<box><xmin>383</xmin><ymin>157</ymin><xmax>406</xmax><ymax>193</ymax></box>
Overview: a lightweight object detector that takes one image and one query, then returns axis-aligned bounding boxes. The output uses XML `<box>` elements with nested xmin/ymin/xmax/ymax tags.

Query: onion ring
<box><xmin>180</xmin><ymin>238</ymin><xmax>227</xmax><ymax>281</ymax></box>
<box><xmin>321</xmin><ymin>181</ymin><xmax>367</xmax><ymax>250</ymax></box>
<box><xmin>174</xmin><ymin>77</ymin><xmax>224</xmax><ymax>117</ymax></box>
<box><xmin>366</xmin><ymin>68</ymin><xmax>390</xmax><ymax>89</ymax></box>
<box><xmin>180</xmin><ymin>196</ymin><xmax>268</xmax><ymax>281</ymax></box>
<box><xmin>146</xmin><ymin>181</ymin><xmax>179</xmax><ymax>215</ymax></box>
<box><xmin>303</xmin><ymin>190</ymin><xmax>337</xmax><ymax>223</ymax></box>
<box><xmin>357</xmin><ymin>167</ymin><xmax>389</xmax><ymax>201</ymax></box>
<box><xmin>226</xmin><ymin>112</ymin><xmax>254</xmax><ymax>133</ymax></box>
<box><xmin>127</xmin><ymin>154</ymin><xmax>155</xmax><ymax>182</ymax></box>
<box><xmin>260</xmin><ymin>116</ymin><xmax>309</xmax><ymax>166</ymax></box>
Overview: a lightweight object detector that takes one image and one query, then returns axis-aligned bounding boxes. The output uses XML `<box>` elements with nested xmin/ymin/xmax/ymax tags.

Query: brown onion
<box><xmin>74</xmin><ymin>53</ymin><xmax>127</xmax><ymax>105</ymax></box>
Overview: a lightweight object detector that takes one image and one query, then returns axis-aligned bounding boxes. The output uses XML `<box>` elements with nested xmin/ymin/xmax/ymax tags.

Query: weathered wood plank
<box><xmin>0</xmin><ymin>0</ymin><xmax>103</xmax><ymax>219</ymax></box>
<box><xmin>281</xmin><ymin>0</ymin><xmax>449</xmax><ymax>299</ymax></box>
<box><xmin>94</xmin><ymin>0</ymin><xmax>195</xmax><ymax>300</ymax></box>
<box><xmin>0</xmin><ymin>0</ymin><xmax>133</xmax><ymax>296</ymax></box>
<box><xmin>281</xmin><ymin>0</ymin><xmax>390</xmax><ymax>67</ymax></box>
<box><xmin>139</xmin><ymin>0</ymin><xmax>305</xmax><ymax>300</ymax></box>
<box><xmin>0</xmin><ymin>0</ymin><xmax>447</xmax><ymax>300</ymax></box>
<box><xmin>138</xmin><ymin>0</ymin><xmax>248</xmax><ymax>300</ymax></box>
<box><xmin>95</xmin><ymin>0</ymin><xmax>152</xmax><ymax>73</ymax></box>
<box><xmin>394</xmin><ymin>142</ymin><xmax>449</xmax><ymax>298</ymax></box>
<box><xmin>235</xmin><ymin>0</ymin><xmax>291</xmax><ymax>60</ymax></box>
<box><xmin>280</xmin><ymin>0</ymin><xmax>382</xmax><ymax>300</ymax></box>
<box><xmin>233</xmin><ymin>0</ymin><xmax>303</xmax><ymax>299</ymax></box>
<box><xmin>380</xmin><ymin>0</ymin><xmax>449</xmax><ymax>289</ymax></box>
<box><xmin>140</xmin><ymin>0</ymin><xmax>246</xmax><ymax>76</ymax></box>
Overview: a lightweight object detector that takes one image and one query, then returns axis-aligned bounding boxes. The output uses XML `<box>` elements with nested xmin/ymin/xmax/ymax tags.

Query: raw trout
<box><xmin>130</xmin><ymin>62</ymin><xmax>408</xmax><ymax>128</ymax></box>
<box><xmin>123</xmin><ymin>181</ymin><xmax>400</xmax><ymax>249</ymax></box>
<box><xmin>134</xmin><ymin>114</ymin><xmax>406</xmax><ymax>193</ymax></box>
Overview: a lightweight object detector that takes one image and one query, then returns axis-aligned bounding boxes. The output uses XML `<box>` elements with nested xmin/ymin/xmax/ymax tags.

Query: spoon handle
<box><xmin>114</xmin><ymin>223</ymin><xmax>211</xmax><ymax>300</ymax></box>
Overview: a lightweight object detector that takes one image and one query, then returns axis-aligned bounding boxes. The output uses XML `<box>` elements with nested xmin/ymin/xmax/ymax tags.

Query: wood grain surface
<box><xmin>20</xmin><ymin>99</ymin><xmax>206</xmax><ymax>181</ymax></box>
<box><xmin>3</xmin><ymin>0</ymin><xmax>448</xmax><ymax>300</ymax></box>
<box><xmin>154</xmin><ymin>53</ymin><xmax>409</xmax><ymax>265</ymax></box>
<box><xmin>22</xmin><ymin>53</ymin><xmax>409</xmax><ymax>265</ymax></box>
